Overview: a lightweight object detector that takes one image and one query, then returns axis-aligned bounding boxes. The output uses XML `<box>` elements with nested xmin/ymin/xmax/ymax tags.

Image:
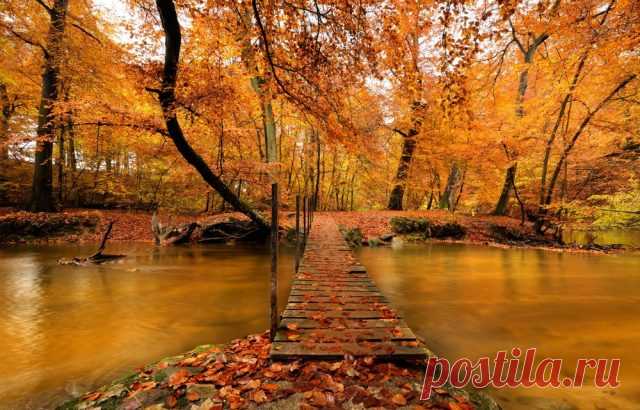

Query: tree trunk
<box><xmin>388</xmin><ymin>101</ymin><xmax>424</xmax><ymax>210</ymax></box>
<box><xmin>439</xmin><ymin>162</ymin><xmax>462</xmax><ymax>210</ymax></box>
<box><xmin>57</xmin><ymin>124</ymin><xmax>65</xmax><ymax>203</ymax></box>
<box><xmin>388</xmin><ymin>129</ymin><xmax>417</xmax><ymax>210</ymax></box>
<box><xmin>154</xmin><ymin>0</ymin><xmax>269</xmax><ymax>231</ymax></box>
<box><xmin>492</xmin><ymin>162</ymin><xmax>516</xmax><ymax>215</ymax></box>
<box><xmin>314</xmin><ymin>130</ymin><xmax>321</xmax><ymax>211</ymax></box>
<box><xmin>493</xmin><ymin>31</ymin><xmax>549</xmax><ymax>215</ymax></box>
<box><xmin>0</xmin><ymin>82</ymin><xmax>13</xmax><ymax>161</ymax></box>
<box><xmin>30</xmin><ymin>0</ymin><xmax>69</xmax><ymax>212</ymax></box>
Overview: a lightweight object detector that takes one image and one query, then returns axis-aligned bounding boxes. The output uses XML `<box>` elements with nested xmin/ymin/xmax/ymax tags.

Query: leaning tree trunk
<box><xmin>154</xmin><ymin>0</ymin><xmax>269</xmax><ymax>231</ymax></box>
<box><xmin>31</xmin><ymin>0</ymin><xmax>69</xmax><ymax>212</ymax></box>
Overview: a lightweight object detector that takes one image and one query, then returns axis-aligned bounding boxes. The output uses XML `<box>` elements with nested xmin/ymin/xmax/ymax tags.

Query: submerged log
<box><xmin>58</xmin><ymin>221</ymin><xmax>125</xmax><ymax>265</ymax></box>
<box><xmin>199</xmin><ymin>218</ymin><xmax>268</xmax><ymax>243</ymax></box>
<box><xmin>151</xmin><ymin>213</ymin><xmax>199</xmax><ymax>246</ymax></box>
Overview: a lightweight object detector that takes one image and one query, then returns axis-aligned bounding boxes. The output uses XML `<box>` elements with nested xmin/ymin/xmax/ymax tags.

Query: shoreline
<box><xmin>1</xmin><ymin>208</ymin><xmax>636</xmax><ymax>254</ymax></box>
<box><xmin>58</xmin><ymin>331</ymin><xmax>500</xmax><ymax>410</ymax></box>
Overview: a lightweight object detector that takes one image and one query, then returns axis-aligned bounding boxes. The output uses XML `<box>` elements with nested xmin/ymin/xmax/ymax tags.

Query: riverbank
<box><xmin>331</xmin><ymin>211</ymin><xmax>634</xmax><ymax>254</ymax></box>
<box><xmin>59</xmin><ymin>331</ymin><xmax>497</xmax><ymax>410</ymax></box>
<box><xmin>1</xmin><ymin>208</ymin><xmax>634</xmax><ymax>253</ymax></box>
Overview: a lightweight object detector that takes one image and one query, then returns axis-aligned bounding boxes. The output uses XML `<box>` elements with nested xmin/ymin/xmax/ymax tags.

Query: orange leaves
<box><xmin>168</xmin><ymin>369</ymin><xmax>190</xmax><ymax>386</ymax></box>
<box><xmin>73</xmin><ymin>330</ymin><xmax>479</xmax><ymax>410</ymax></box>
<box><xmin>391</xmin><ymin>392</ymin><xmax>407</xmax><ymax>405</ymax></box>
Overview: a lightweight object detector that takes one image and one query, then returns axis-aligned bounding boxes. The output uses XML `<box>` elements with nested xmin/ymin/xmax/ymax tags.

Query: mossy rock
<box><xmin>339</xmin><ymin>226</ymin><xmax>363</xmax><ymax>247</ymax></box>
<box><xmin>390</xmin><ymin>217</ymin><xmax>429</xmax><ymax>234</ymax></box>
<box><xmin>391</xmin><ymin>217</ymin><xmax>466</xmax><ymax>239</ymax></box>
<box><xmin>428</xmin><ymin>222</ymin><xmax>466</xmax><ymax>239</ymax></box>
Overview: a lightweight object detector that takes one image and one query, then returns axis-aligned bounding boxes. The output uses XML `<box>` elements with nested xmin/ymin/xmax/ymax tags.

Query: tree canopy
<box><xmin>1</xmin><ymin>0</ymin><xmax>638</xmax><ymax>226</ymax></box>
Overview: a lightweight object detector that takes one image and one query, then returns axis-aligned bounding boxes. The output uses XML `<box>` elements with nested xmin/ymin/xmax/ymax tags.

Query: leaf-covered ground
<box><xmin>59</xmin><ymin>332</ymin><xmax>498</xmax><ymax>410</ymax></box>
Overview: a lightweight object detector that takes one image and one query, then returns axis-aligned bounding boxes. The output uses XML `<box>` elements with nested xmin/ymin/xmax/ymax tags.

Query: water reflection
<box><xmin>0</xmin><ymin>243</ymin><xmax>294</xmax><ymax>409</ymax></box>
<box><xmin>358</xmin><ymin>244</ymin><xmax>640</xmax><ymax>410</ymax></box>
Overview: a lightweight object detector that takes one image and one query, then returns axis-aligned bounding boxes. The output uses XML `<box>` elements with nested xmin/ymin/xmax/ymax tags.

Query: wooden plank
<box><xmin>270</xmin><ymin>341</ymin><xmax>426</xmax><ymax>360</ymax></box>
<box><xmin>294</xmin><ymin>276</ymin><xmax>370</xmax><ymax>282</ymax></box>
<box><xmin>280</xmin><ymin>318</ymin><xmax>407</xmax><ymax>329</ymax></box>
<box><xmin>282</xmin><ymin>309</ymin><xmax>400</xmax><ymax>319</ymax></box>
<box><xmin>287</xmin><ymin>295</ymin><xmax>388</xmax><ymax>303</ymax></box>
<box><xmin>286</xmin><ymin>302</ymin><xmax>387</xmax><ymax>311</ymax></box>
<box><xmin>271</xmin><ymin>215</ymin><xmax>425</xmax><ymax>361</ymax></box>
<box><xmin>274</xmin><ymin>327</ymin><xmax>417</xmax><ymax>342</ymax></box>
<box><xmin>290</xmin><ymin>290</ymin><xmax>384</xmax><ymax>297</ymax></box>
<box><xmin>293</xmin><ymin>279</ymin><xmax>375</xmax><ymax>286</ymax></box>
<box><xmin>291</xmin><ymin>285</ymin><xmax>378</xmax><ymax>291</ymax></box>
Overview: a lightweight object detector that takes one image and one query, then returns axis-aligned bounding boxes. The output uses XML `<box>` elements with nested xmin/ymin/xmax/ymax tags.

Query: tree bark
<box><xmin>388</xmin><ymin>101</ymin><xmax>424</xmax><ymax>210</ymax></box>
<box><xmin>0</xmin><ymin>82</ymin><xmax>15</xmax><ymax>161</ymax></box>
<box><xmin>57</xmin><ymin>123</ymin><xmax>65</xmax><ymax>203</ymax></box>
<box><xmin>154</xmin><ymin>0</ymin><xmax>269</xmax><ymax>231</ymax></box>
<box><xmin>388</xmin><ymin>128</ymin><xmax>417</xmax><ymax>210</ymax></box>
<box><xmin>30</xmin><ymin>0</ymin><xmax>69</xmax><ymax>212</ymax></box>
<box><xmin>314</xmin><ymin>130</ymin><xmax>321</xmax><ymax>211</ymax></box>
<box><xmin>439</xmin><ymin>162</ymin><xmax>462</xmax><ymax>210</ymax></box>
<box><xmin>492</xmin><ymin>162</ymin><xmax>516</xmax><ymax>215</ymax></box>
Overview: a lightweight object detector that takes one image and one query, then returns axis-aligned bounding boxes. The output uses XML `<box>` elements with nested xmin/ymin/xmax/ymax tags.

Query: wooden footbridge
<box><xmin>270</xmin><ymin>215</ymin><xmax>427</xmax><ymax>360</ymax></box>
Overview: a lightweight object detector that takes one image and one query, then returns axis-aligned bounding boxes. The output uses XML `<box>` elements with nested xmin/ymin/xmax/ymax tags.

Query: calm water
<box><xmin>358</xmin><ymin>243</ymin><xmax>640</xmax><ymax>410</ymax></box>
<box><xmin>1</xmin><ymin>241</ymin><xmax>639</xmax><ymax>409</ymax></box>
<box><xmin>0</xmin><ymin>243</ymin><xmax>294</xmax><ymax>409</ymax></box>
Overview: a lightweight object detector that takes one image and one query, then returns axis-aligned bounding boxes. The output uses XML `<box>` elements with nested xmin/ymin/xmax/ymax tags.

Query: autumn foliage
<box><xmin>0</xmin><ymin>0</ymin><xmax>638</xmax><ymax>225</ymax></box>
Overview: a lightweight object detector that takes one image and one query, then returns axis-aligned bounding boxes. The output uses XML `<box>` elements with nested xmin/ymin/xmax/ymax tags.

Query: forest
<box><xmin>1</xmin><ymin>0</ymin><xmax>638</xmax><ymax>231</ymax></box>
<box><xmin>1</xmin><ymin>1</ymin><xmax>640</xmax><ymax>410</ymax></box>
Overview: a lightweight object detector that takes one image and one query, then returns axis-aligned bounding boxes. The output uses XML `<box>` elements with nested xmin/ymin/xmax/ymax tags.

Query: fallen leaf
<box><xmin>250</xmin><ymin>389</ymin><xmax>268</xmax><ymax>403</ymax></box>
<box><xmin>391</xmin><ymin>393</ymin><xmax>407</xmax><ymax>405</ymax></box>
<box><xmin>165</xmin><ymin>395</ymin><xmax>178</xmax><ymax>408</ymax></box>
<box><xmin>168</xmin><ymin>369</ymin><xmax>190</xmax><ymax>386</ymax></box>
<box><xmin>186</xmin><ymin>390</ymin><xmax>200</xmax><ymax>401</ymax></box>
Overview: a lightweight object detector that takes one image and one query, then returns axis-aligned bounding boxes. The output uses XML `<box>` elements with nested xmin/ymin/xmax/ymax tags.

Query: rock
<box><xmin>367</xmin><ymin>237</ymin><xmax>382</xmax><ymax>247</ymax></box>
<box><xmin>339</xmin><ymin>226</ymin><xmax>363</xmax><ymax>247</ymax></box>
<box><xmin>390</xmin><ymin>216</ymin><xmax>466</xmax><ymax>239</ymax></box>
<box><xmin>380</xmin><ymin>233</ymin><xmax>395</xmax><ymax>242</ymax></box>
<box><xmin>186</xmin><ymin>384</ymin><xmax>218</xmax><ymax>401</ymax></box>
<box><xmin>390</xmin><ymin>217</ymin><xmax>428</xmax><ymax>234</ymax></box>
<box><xmin>121</xmin><ymin>388</ymin><xmax>168</xmax><ymax>410</ymax></box>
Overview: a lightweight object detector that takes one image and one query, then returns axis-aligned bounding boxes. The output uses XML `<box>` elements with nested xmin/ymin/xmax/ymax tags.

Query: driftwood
<box><xmin>199</xmin><ymin>219</ymin><xmax>268</xmax><ymax>243</ymax></box>
<box><xmin>152</xmin><ymin>213</ymin><xmax>199</xmax><ymax>246</ymax></box>
<box><xmin>58</xmin><ymin>221</ymin><xmax>126</xmax><ymax>265</ymax></box>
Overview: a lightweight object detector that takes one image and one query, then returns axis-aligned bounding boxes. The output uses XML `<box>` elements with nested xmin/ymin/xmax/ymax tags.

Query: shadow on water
<box><xmin>357</xmin><ymin>242</ymin><xmax>640</xmax><ymax>410</ymax></box>
<box><xmin>0</xmin><ymin>242</ymin><xmax>294</xmax><ymax>409</ymax></box>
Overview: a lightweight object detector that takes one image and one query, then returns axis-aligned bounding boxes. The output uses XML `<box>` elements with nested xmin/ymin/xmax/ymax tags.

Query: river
<box><xmin>358</xmin><ymin>242</ymin><xmax>640</xmax><ymax>410</ymax></box>
<box><xmin>0</xmin><ymin>243</ymin><xmax>294</xmax><ymax>409</ymax></box>
<box><xmin>0</xmin><ymin>241</ymin><xmax>638</xmax><ymax>409</ymax></box>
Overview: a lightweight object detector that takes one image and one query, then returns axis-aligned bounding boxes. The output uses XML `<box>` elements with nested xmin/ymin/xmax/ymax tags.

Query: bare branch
<box><xmin>35</xmin><ymin>0</ymin><xmax>53</xmax><ymax>15</ymax></box>
<box><xmin>70</xmin><ymin>22</ymin><xmax>102</xmax><ymax>44</ymax></box>
<box><xmin>508</xmin><ymin>18</ymin><xmax>525</xmax><ymax>54</ymax></box>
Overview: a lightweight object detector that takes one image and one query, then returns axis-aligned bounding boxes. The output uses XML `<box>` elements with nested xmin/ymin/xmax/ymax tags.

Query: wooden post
<box><xmin>303</xmin><ymin>195</ymin><xmax>308</xmax><ymax>243</ymax></box>
<box><xmin>295</xmin><ymin>194</ymin><xmax>300</xmax><ymax>272</ymax></box>
<box><xmin>270</xmin><ymin>183</ymin><xmax>279</xmax><ymax>340</ymax></box>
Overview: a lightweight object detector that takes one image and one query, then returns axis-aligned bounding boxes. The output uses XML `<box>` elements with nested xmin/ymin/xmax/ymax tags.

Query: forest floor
<box><xmin>0</xmin><ymin>207</ymin><xmax>629</xmax><ymax>252</ymax></box>
<box><xmin>59</xmin><ymin>331</ymin><xmax>498</xmax><ymax>410</ymax></box>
